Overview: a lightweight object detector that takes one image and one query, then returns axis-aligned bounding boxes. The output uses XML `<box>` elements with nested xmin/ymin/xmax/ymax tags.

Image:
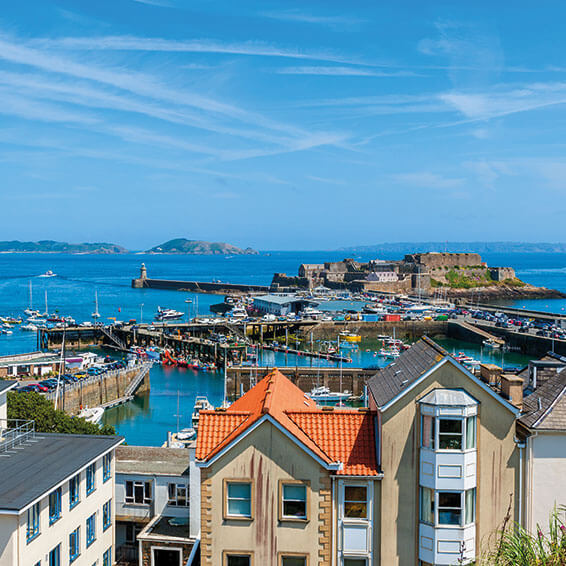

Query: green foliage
<box><xmin>430</xmin><ymin>278</ymin><xmax>444</xmax><ymax>288</ymax></box>
<box><xmin>504</xmin><ymin>278</ymin><xmax>527</xmax><ymax>287</ymax></box>
<box><xmin>476</xmin><ymin>508</ymin><xmax>566</xmax><ymax>565</ymax></box>
<box><xmin>7</xmin><ymin>391</ymin><xmax>116</xmax><ymax>435</ymax></box>
<box><xmin>445</xmin><ymin>269</ymin><xmax>494</xmax><ymax>289</ymax></box>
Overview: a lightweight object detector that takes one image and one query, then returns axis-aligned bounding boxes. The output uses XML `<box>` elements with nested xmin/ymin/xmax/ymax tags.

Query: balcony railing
<box><xmin>0</xmin><ymin>419</ymin><xmax>36</xmax><ymax>452</ymax></box>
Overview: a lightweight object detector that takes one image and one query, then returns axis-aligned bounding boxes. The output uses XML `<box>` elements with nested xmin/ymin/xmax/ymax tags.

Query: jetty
<box><xmin>131</xmin><ymin>263</ymin><xmax>269</xmax><ymax>295</ymax></box>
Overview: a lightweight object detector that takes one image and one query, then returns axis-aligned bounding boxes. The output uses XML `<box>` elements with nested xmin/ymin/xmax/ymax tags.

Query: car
<box><xmin>28</xmin><ymin>383</ymin><xmax>49</xmax><ymax>392</ymax></box>
<box><xmin>18</xmin><ymin>384</ymin><xmax>39</xmax><ymax>392</ymax></box>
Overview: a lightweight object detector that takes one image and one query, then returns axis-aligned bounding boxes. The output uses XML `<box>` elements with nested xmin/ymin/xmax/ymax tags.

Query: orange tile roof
<box><xmin>196</xmin><ymin>369</ymin><xmax>379</xmax><ymax>476</ymax></box>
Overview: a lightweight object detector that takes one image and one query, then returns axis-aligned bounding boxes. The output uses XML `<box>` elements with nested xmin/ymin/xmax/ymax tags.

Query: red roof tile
<box><xmin>195</xmin><ymin>369</ymin><xmax>379</xmax><ymax>476</ymax></box>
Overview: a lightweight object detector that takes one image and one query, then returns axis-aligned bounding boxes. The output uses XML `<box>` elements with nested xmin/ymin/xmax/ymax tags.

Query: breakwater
<box><xmin>44</xmin><ymin>362</ymin><xmax>151</xmax><ymax>415</ymax></box>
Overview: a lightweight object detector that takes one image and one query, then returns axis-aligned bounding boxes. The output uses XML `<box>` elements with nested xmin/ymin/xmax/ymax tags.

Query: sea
<box><xmin>0</xmin><ymin>251</ymin><xmax>564</xmax><ymax>445</ymax></box>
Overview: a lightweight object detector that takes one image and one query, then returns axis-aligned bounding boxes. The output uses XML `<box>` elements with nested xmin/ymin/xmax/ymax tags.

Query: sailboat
<box><xmin>92</xmin><ymin>290</ymin><xmax>100</xmax><ymax>320</ymax></box>
<box><xmin>24</xmin><ymin>281</ymin><xmax>40</xmax><ymax>317</ymax></box>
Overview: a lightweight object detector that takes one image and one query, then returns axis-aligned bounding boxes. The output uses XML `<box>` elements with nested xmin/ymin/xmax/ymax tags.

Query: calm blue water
<box><xmin>0</xmin><ymin>251</ymin><xmax>563</xmax><ymax>445</ymax></box>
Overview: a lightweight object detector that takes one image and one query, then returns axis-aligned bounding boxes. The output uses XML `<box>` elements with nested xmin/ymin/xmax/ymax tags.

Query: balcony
<box><xmin>420</xmin><ymin>448</ymin><xmax>477</xmax><ymax>490</ymax></box>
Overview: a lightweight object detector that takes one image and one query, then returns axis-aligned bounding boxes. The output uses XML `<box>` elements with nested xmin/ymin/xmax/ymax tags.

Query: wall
<box><xmin>375</xmin><ymin>361</ymin><xmax>519</xmax><ymax>565</ymax></box>
<box><xmin>200</xmin><ymin>420</ymin><xmax>330</xmax><ymax>566</ymax></box>
<box><xmin>525</xmin><ymin>432</ymin><xmax>566</xmax><ymax>532</ymax></box>
<box><xmin>0</xmin><ymin>515</ymin><xmax>16</xmax><ymax>565</ymax></box>
<box><xmin>16</xmin><ymin>452</ymin><xmax>115</xmax><ymax>566</ymax></box>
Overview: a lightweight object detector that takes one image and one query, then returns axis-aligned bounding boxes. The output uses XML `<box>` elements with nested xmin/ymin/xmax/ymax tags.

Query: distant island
<box><xmin>146</xmin><ymin>238</ymin><xmax>259</xmax><ymax>255</ymax></box>
<box><xmin>0</xmin><ymin>240</ymin><xmax>128</xmax><ymax>254</ymax></box>
<box><xmin>340</xmin><ymin>242</ymin><xmax>566</xmax><ymax>254</ymax></box>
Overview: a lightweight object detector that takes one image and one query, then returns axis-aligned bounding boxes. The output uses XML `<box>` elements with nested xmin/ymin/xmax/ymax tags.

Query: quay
<box><xmin>131</xmin><ymin>263</ymin><xmax>269</xmax><ymax>295</ymax></box>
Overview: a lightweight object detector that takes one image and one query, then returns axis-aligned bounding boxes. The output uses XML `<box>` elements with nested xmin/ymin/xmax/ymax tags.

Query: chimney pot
<box><xmin>501</xmin><ymin>374</ymin><xmax>523</xmax><ymax>409</ymax></box>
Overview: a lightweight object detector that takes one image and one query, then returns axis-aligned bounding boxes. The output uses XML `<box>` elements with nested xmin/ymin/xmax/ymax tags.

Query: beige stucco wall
<box><xmin>525</xmin><ymin>432</ymin><xmax>566</xmax><ymax>532</ymax></box>
<box><xmin>13</xmin><ymin>453</ymin><xmax>115</xmax><ymax>566</ymax></box>
<box><xmin>0</xmin><ymin>514</ymin><xmax>17</xmax><ymax>565</ymax></box>
<box><xmin>376</xmin><ymin>361</ymin><xmax>519</xmax><ymax>565</ymax></box>
<box><xmin>200</xmin><ymin>419</ymin><xmax>331</xmax><ymax>566</ymax></box>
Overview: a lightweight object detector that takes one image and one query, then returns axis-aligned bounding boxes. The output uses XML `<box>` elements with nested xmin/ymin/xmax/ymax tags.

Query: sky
<box><xmin>1</xmin><ymin>1</ymin><xmax>566</xmax><ymax>250</ymax></box>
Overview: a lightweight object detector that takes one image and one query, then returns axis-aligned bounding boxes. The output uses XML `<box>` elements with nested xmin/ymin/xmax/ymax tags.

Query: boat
<box><xmin>308</xmin><ymin>386</ymin><xmax>351</xmax><ymax>403</ymax></box>
<box><xmin>483</xmin><ymin>338</ymin><xmax>502</xmax><ymax>349</ymax></box>
<box><xmin>92</xmin><ymin>290</ymin><xmax>100</xmax><ymax>319</ymax></box>
<box><xmin>21</xmin><ymin>323</ymin><xmax>38</xmax><ymax>331</ymax></box>
<box><xmin>302</xmin><ymin>306</ymin><xmax>324</xmax><ymax>319</ymax></box>
<box><xmin>38</xmin><ymin>270</ymin><xmax>56</xmax><ymax>278</ymax></box>
<box><xmin>378</xmin><ymin>348</ymin><xmax>400</xmax><ymax>359</ymax></box>
<box><xmin>155</xmin><ymin>306</ymin><xmax>184</xmax><ymax>321</ymax></box>
<box><xmin>176</xmin><ymin>428</ymin><xmax>196</xmax><ymax>441</ymax></box>
<box><xmin>339</xmin><ymin>331</ymin><xmax>361</xmax><ymax>343</ymax></box>
<box><xmin>228</xmin><ymin>305</ymin><xmax>247</xmax><ymax>320</ymax></box>
<box><xmin>78</xmin><ymin>406</ymin><xmax>104</xmax><ymax>424</ymax></box>
<box><xmin>192</xmin><ymin>396</ymin><xmax>214</xmax><ymax>430</ymax></box>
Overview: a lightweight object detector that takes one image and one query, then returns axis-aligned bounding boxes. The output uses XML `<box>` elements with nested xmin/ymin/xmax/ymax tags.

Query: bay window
<box><xmin>419</xmin><ymin>487</ymin><xmax>434</xmax><ymax>525</ymax></box>
<box><xmin>421</xmin><ymin>415</ymin><xmax>435</xmax><ymax>449</ymax></box>
<box><xmin>438</xmin><ymin>419</ymin><xmax>462</xmax><ymax>450</ymax></box>
<box><xmin>344</xmin><ymin>485</ymin><xmax>367</xmax><ymax>519</ymax></box>
<box><xmin>438</xmin><ymin>492</ymin><xmax>462</xmax><ymax>525</ymax></box>
<box><xmin>466</xmin><ymin>416</ymin><xmax>476</xmax><ymax>449</ymax></box>
<box><xmin>421</xmin><ymin>489</ymin><xmax>476</xmax><ymax>527</ymax></box>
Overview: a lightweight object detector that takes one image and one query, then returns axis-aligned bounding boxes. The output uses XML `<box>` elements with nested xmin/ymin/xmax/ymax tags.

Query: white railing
<box><xmin>0</xmin><ymin>419</ymin><xmax>35</xmax><ymax>452</ymax></box>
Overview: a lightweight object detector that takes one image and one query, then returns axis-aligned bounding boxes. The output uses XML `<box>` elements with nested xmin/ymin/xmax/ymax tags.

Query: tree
<box><xmin>7</xmin><ymin>391</ymin><xmax>116</xmax><ymax>435</ymax></box>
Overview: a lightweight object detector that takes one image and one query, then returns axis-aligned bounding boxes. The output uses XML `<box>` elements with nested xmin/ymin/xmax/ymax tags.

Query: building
<box><xmin>366</xmin><ymin>338</ymin><xmax>521</xmax><ymax>566</ymax></box>
<box><xmin>367</xmin><ymin>271</ymin><xmax>398</xmax><ymax>283</ymax></box>
<box><xmin>196</xmin><ymin>369</ymin><xmax>380</xmax><ymax>566</ymax></box>
<box><xmin>115</xmin><ymin>445</ymin><xmax>200</xmax><ymax>566</ymax></box>
<box><xmin>252</xmin><ymin>294</ymin><xmax>313</xmax><ymax>316</ymax></box>
<box><xmin>516</xmin><ymin>352</ymin><xmax>566</xmax><ymax>532</ymax></box>
<box><xmin>0</xmin><ymin>384</ymin><xmax>123</xmax><ymax>566</ymax></box>
<box><xmin>0</xmin><ymin>351</ymin><xmax>64</xmax><ymax>378</ymax></box>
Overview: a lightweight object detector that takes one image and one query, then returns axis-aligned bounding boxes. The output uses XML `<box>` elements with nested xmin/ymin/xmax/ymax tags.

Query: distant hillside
<box><xmin>0</xmin><ymin>240</ymin><xmax>128</xmax><ymax>254</ymax></box>
<box><xmin>339</xmin><ymin>242</ymin><xmax>566</xmax><ymax>254</ymax></box>
<box><xmin>146</xmin><ymin>238</ymin><xmax>259</xmax><ymax>255</ymax></box>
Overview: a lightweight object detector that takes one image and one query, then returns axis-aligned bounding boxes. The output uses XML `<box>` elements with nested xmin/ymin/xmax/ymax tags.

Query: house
<box><xmin>196</xmin><ymin>368</ymin><xmax>380</xmax><ymax>566</ymax></box>
<box><xmin>0</xmin><ymin>351</ymin><xmax>64</xmax><ymax>378</ymax></box>
<box><xmin>114</xmin><ymin>445</ymin><xmax>200</xmax><ymax>566</ymax></box>
<box><xmin>516</xmin><ymin>352</ymin><xmax>566</xmax><ymax>532</ymax></box>
<box><xmin>0</xmin><ymin>384</ymin><xmax>123</xmax><ymax>566</ymax></box>
<box><xmin>366</xmin><ymin>337</ymin><xmax>521</xmax><ymax>566</ymax></box>
<box><xmin>252</xmin><ymin>294</ymin><xmax>313</xmax><ymax>316</ymax></box>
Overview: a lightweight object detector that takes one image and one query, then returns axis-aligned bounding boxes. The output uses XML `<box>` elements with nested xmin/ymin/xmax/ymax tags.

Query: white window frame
<box><xmin>167</xmin><ymin>483</ymin><xmax>189</xmax><ymax>507</ymax></box>
<box><xmin>338</xmin><ymin>481</ymin><xmax>373</xmax><ymax>565</ymax></box>
<box><xmin>342</xmin><ymin>484</ymin><xmax>369</xmax><ymax>521</ymax></box>
<box><xmin>151</xmin><ymin>546</ymin><xmax>183</xmax><ymax>566</ymax></box>
<box><xmin>125</xmin><ymin>480</ymin><xmax>152</xmax><ymax>505</ymax></box>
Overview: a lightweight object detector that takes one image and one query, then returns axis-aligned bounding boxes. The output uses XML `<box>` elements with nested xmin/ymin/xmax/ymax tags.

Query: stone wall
<box><xmin>406</xmin><ymin>252</ymin><xmax>485</xmax><ymax>269</ymax></box>
<box><xmin>140</xmin><ymin>539</ymin><xmax>193</xmax><ymax>566</ymax></box>
<box><xmin>489</xmin><ymin>267</ymin><xmax>516</xmax><ymax>281</ymax></box>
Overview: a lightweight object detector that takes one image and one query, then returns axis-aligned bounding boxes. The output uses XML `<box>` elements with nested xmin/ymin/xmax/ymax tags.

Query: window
<box><xmin>281</xmin><ymin>556</ymin><xmax>307</xmax><ymax>566</ymax></box>
<box><xmin>225</xmin><ymin>555</ymin><xmax>251</xmax><ymax>566</ymax></box>
<box><xmin>466</xmin><ymin>416</ymin><xmax>477</xmax><ymax>449</ymax></box>
<box><xmin>49</xmin><ymin>488</ymin><xmax>62</xmax><ymax>524</ymax></box>
<box><xmin>465</xmin><ymin>488</ymin><xmax>476</xmax><ymax>525</ymax></box>
<box><xmin>49</xmin><ymin>545</ymin><xmax>60</xmax><ymax>566</ymax></box>
<box><xmin>27</xmin><ymin>502</ymin><xmax>40</xmax><ymax>542</ymax></box>
<box><xmin>281</xmin><ymin>483</ymin><xmax>307</xmax><ymax>520</ymax></box>
<box><xmin>103</xmin><ymin>500</ymin><xmax>112</xmax><ymax>531</ymax></box>
<box><xmin>344</xmin><ymin>486</ymin><xmax>367</xmax><ymax>519</ymax></box>
<box><xmin>34</xmin><ymin>562</ymin><xmax>41</xmax><ymax>566</ymax></box>
<box><xmin>125</xmin><ymin>480</ymin><xmax>152</xmax><ymax>504</ymax></box>
<box><xmin>86</xmin><ymin>463</ymin><xmax>96</xmax><ymax>495</ymax></box>
<box><xmin>226</xmin><ymin>481</ymin><xmax>252</xmax><ymax>518</ymax></box>
<box><xmin>103</xmin><ymin>453</ymin><xmax>112</xmax><ymax>482</ymax></box>
<box><xmin>419</xmin><ymin>487</ymin><xmax>434</xmax><ymax>525</ymax></box>
<box><xmin>86</xmin><ymin>513</ymin><xmax>96</xmax><ymax>547</ymax></box>
<box><xmin>438</xmin><ymin>492</ymin><xmax>462</xmax><ymax>526</ymax></box>
<box><xmin>343</xmin><ymin>560</ymin><xmax>367</xmax><ymax>566</ymax></box>
<box><xmin>421</xmin><ymin>415</ymin><xmax>435</xmax><ymax>449</ymax></box>
<box><xmin>125</xmin><ymin>523</ymin><xmax>142</xmax><ymax>543</ymax></box>
<box><xmin>168</xmin><ymin>483</ymin><xmax>188</xmax><ymax>506</ymax></box>
<box><xmin>103</xmin><ymin>547</ymin><xmax>112</xmax><ymax>566</ymax></box>
<box><xmin>69</xmin><ymin>474</ymin><xmax>80</xmax><ymax>509</ymax></box>
<box><xmin>69</xmin><ymin>527</ymin><xmax>80</xmax><ymax>562</ymax></box>
<box><xmin>438</xmin><ymin>419</ymin><xmax>463</xmax><ymax>450</ymax></box>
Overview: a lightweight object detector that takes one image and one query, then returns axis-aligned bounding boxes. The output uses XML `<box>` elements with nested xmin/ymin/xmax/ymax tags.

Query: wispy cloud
<box><xmin>260</xmin><ymin>9</ymin><xmax>366</xmax><ymax>28</ymax></box>
<box><xmin>132</xmin><ymin>0</ymin><xmax>173</xmax><ymax>7</ymax></box>
<box><xmin>391</xmin><ymin>172</ymin><xmax>464</xmax><ymax>190</ymax></box>
<box><xmin>307</xmin><ymin>175</ymin><xmax>346</xmax><ymax>185</ymax></box>
<box><xmin>275</xmin><ymin>66</ymin><xmax>418</xmax><ymax>77</ymax></box>
<box><xmin>35</xmin><ymin>35</ymin><xmax>365</xmax><ymax>65</ymax></box>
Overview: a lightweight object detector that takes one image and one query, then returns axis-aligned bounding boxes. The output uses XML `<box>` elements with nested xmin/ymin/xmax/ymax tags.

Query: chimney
<box><xmin>480</xmin><ymin>363</ymin><xmax>502</xmax><ymax>386</ymax></box>
<box><xmin>501</xmin><ymin>374</ymin><xmax>523</xmax><ymax>409</ymax></box>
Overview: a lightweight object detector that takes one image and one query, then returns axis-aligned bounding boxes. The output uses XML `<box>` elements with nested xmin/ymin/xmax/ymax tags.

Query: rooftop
<box><xmin>520</xmin><ymin>367</ymin><xmax>566</xmax><ymax>430</ymax></box>
<box><xmin>196</xmin><ymin>369</ymin><xmax>379</xmax><ymax>476</ymax></box>
<box><xmin>0</xmin><ymin>433</ymin><xmax>123</xmax><ymax>512</ymax></box>
<box><xmin>138</xmin><ymin>515</ymin><xmax>194</xmax><ymax>543</ymax></box>
<box><xmin>367</xmin><ymin>337</ymin><xmax>448</xmax><ymax>408</ymax></box>
<box><xmin>0</xmin><ymin>380</ymin><xmax>17</xmax><ymax>395</ymax></box>
<box><xmin>253</xmin><ymin>294</ymin><xmax>308</xmax><ymax>305</ymax></box>
<box><xmin>116</xmin><ymin>445</ymin><xmax>190</xmax><ymax>476</ymax></box>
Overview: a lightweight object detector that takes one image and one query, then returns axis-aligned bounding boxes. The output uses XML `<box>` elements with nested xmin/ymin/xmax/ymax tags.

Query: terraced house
<box><xmin>195</xmin><ymin>337</ymin><xmax>525</xmax><ymax>566</ymax></box>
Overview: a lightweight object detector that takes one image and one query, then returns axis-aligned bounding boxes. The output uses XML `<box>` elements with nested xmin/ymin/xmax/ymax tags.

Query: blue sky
<box><xmin>1</xmin><ymin>1</ymin><xmax>566</xmax><ymax>250</ymax></box>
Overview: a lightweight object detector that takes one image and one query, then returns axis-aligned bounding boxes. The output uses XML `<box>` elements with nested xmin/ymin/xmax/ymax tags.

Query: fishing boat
<box><xmin>308</xmin><ymin>386</ymin><xmax>351</xmax><ymax>403</ymax></box>
<box><xmin>155</xmin><ymin>306</ymin><xmax>184</xmax><ymax>321</ymax></box>
<box><xmin>192</xmin><ymin>396</ymin><xmax>214</xmax><ymax>430</ymax></box>
<box><xmin>78</xmin><ymin>406</ymin><xmax>104</xmax><ymax>424</ymax></box>
<box><xmin>339</xmin><ymin>331</ymin><xmax>361</xmax><ymax>343</ymax></box>
<box><xmin>38</xmin><ymin>270</ymin><xmax>56</xmax><ymax>278</ymax></box>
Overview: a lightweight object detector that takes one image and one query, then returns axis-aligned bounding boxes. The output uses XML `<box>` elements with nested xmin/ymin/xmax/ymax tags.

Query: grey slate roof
<box><xmin>520</xmin><ymin>368</ymin><xmax>566</xmax><ymax>430</ymax></box>
<box><xmin>116</xmin><ymin>445</ymin><xmax>190</xmax><ymax>476</ymax></box>
<box><xmin>0</xmin><ymin>380</ymin><xmax>17</xmax><ymax>394</ymax></box>
<box><xmin>0</xmin><ymin>433</ymin><xmax>123</xmax><ymax>512</ymax></box>
<box><xmin>367</xmin><ymin>337</ymin><xmax>449</xmax><ymax>408</ymax></box>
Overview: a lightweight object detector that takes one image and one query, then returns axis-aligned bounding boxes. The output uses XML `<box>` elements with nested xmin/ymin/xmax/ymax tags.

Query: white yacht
<box><xmin>308</xmin><ymin>386</ymin><xmax>351</xmax><ymax>403</ymax></box>
<box><xmin>192</xmin><ymin>396</ymin><xmax>214</xmax><ymax>430</ymax></box>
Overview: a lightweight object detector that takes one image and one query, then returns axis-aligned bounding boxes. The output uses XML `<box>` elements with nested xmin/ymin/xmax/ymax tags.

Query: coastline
<box><xmin>443</xmin><ymin>284</ymin><xmax>566</xmax><ymax>301</ymax></box>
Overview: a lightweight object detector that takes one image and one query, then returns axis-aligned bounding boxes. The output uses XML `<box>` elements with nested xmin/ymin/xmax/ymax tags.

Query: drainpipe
<box><xmin>331</xmin><ymin>477</ymin><xmax>336</xmax><ymax>566</ymax></box>
<box><xmin>514</xmin><ymin>438</ymin><xmax>526</xmax><ymax>527</ymax></box>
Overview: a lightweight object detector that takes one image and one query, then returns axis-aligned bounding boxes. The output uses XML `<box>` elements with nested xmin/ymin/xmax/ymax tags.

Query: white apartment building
<box><xmin>0</xmin><ymin>383</ymin><xmax>123</xmax><ymax>566</ymax></box>
<box><xmin>114</xmin><ymin>445</ymin><xmax>200</xmax><ymax>566</ymax></box>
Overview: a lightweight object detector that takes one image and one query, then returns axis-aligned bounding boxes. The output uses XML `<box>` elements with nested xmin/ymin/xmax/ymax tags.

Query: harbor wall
<box><xmin>227</xmin><ymin>366</ymin><xmax>374</xmax><ymax>399</ymax></box>
<box><xmin>45</xmin><ymin>364</ymin><xmax>150</xmax><ymax>415</ymax></box>
<box><xmin>131</xmin><ymin>277</ymin><xmax>269</xmax><ymax>295</ymax></box>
